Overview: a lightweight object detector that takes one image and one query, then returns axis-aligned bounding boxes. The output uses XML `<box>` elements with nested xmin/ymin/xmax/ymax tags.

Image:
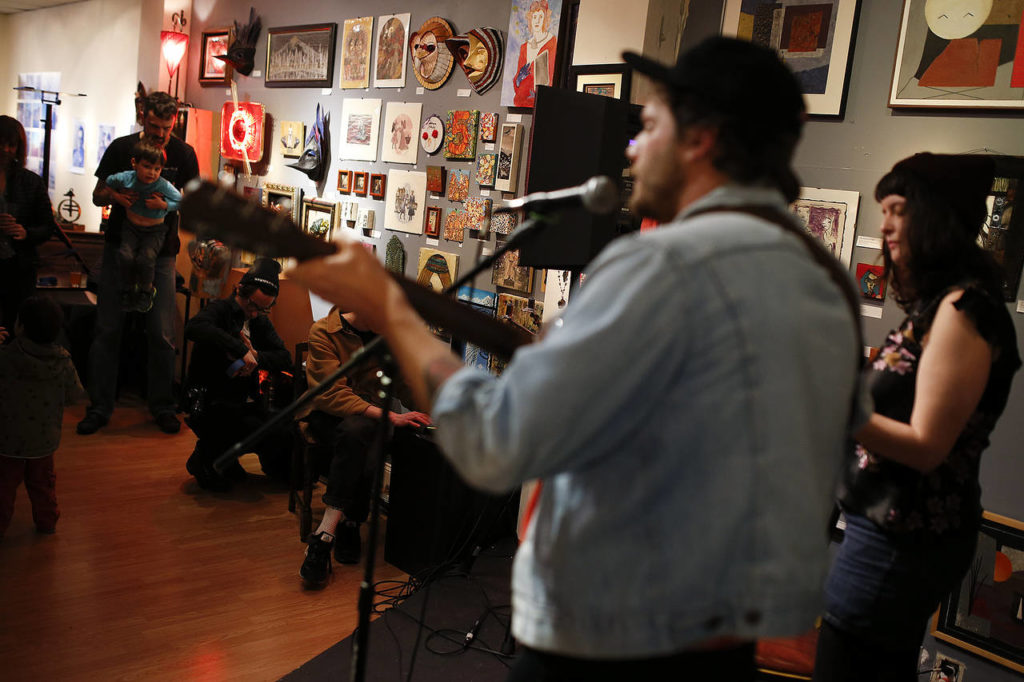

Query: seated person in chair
<box><xmin>183</xmin><ymin>258</ymin><xmax>292</xmax><ymax>491</ymax></box>
<box><xmin>298</xmin><ymin>305</ymin><xmax>430</xmax><ymax>587</ymax></box>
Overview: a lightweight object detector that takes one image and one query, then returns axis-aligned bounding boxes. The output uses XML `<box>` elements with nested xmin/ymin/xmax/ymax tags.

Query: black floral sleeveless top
<box><xmin>838</xmin><ymin>283</ymin><xmax>1020</xmax><ymax>543</ymax></box>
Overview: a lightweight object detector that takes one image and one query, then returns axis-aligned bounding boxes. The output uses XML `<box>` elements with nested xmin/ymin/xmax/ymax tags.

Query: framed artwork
<box><xmin>931</xmin><ymin>512</ymin><xmax>1024</xmax><ymax>673</ymax></box>
<box><xmin>353</xmin><ymin>171</ymin><xmax>369</xmax><ymax>196</ymax></box>
<box><xmin>340</xmin><ymin>98</ymin><xmax>382</xmax><ymax>161</ymax></box>
<box><xmin>570</xmin><ymin>63</ymin><xmax>632</xmax><ymax>101</ymax></box>
<box><xmin>979</xmin><ymin>156</ymin><xmax>1024</xmax><ymax>301</ymax></box>
<box><xmin>447</xmin><ymin>169</ymin><xmax>470</xmax><ymax>202</ymax></box>
<box><xmin>855</xmin><ymin>262</ymin><xmax>886</xmax><ymax>301</ymax></box>
<box><xmin>369</xmin><ymin>173</ymin><xmax>386</xmax><ymax>199</ymax></box>
<box><xmin>356</xmin><ymin>208</ymin><xmax>375</xmax><ymax>230</ymax></box>
<box><xmin>492</xmin><ymin>242</ymin><xmax>534</xmax><ymax>294</ymax></box>
<box><xmin>263</xmin><ymin>183</ymin><xmax>302</xmax><ymax>224</ymax></box>
<box><xmin>199</xmin><ymin>28</ymin><xmax>234</xmax><ymax>85</ymax></box>
<box><xmin>480</xmin><ymin>112</ymin><xmax>499</xmax><ymax>142</ymax></box>
<box><xmin>501</xmin><ymin>0</ymin><xmax>564</xmax><ymax>108</ymax></box>
<box><xmin>426</xmin><ymin>165</ymin><xmax>446</xmax><ymax>194</ymax></box>
<box><xmin>425</xmin><ymin>206</ymin><xmax>443</xmax><ymax>238</ymax></box>
<box><xmin>476</xmin><ymin>153</ymin><xmax>497</xmax><ymax>187</ymax></box>
<box><xmin>491</xmin><ymin>211</ymin><xmax>519</xmax><ymax>235</ymax></box>
<box><xmin>416</xmin><ymin>247</ymin><xmax>459</xmax><ymax>292</ymax></box>
<box><xmin>373</xmin><ymin>13</ymin><xmax>411</xmax><ymax>88</ymax></box>
<box><xmin>444</xmin><ymin>110</ymin><xmax>480</xmax><ymax>160</ymax></box>
<box><xmin>301</xmin><ymin>198</ymin><xmax>337</xmax><ymax>242</ymax></box>
<box><xmin>722</xmin><ymin>0</ymin><xmax>860</xmax><ymax>117</ymax></box>
<box><xmin>381</xmin><ymin>101</ymin><xmax>422</xmax><ymax>165</ymax></box>
<box><xmin>340</xmin><ymin>16</ymin><xmax>374</xmax><ymax>89</ymax></box>
<box><xmin>496</xmin><ymin>292</ymin><xmax>543</xmax><ymax>335</ymax></box>
<box><xmin>889</xmin><ymin>0</ymin><xmax>1024</xmax><ymax>109</ymax></box>
<box><xmin>278</xmin><ymin>120</ymin><xmax>305</xmax><ymax>159</ymax></box>
<box><xmin>465</xmin><ymin>197</ymin><xmax>493</xmax><ymax>234</ymax></box>
<box><xmin>338</xmin><ymin>169</ymin><xmax>351</xmax><ymax>194</ymax></box>
<box><xmin>219</xmin><ymin>101</ymin><xmax>266</xmax><ymax>163</ymax></box>
<box><xmin>410</xmin><ymin>16</ymin><xmax>457</xmax><ymax>90</ymax></box>
<box><xmin>790</xmin><ymin>187</ymin><xmax>859</xmax><ymax>266</ymax></box>
<box><xmin>265</xmin><ymin>24</ymin><xmax>338</xmax><ymax>88</ymax></box>
<box><xmin>444</xmin><ymin>208</ymin><xmax>466</xmax><ymax>242</ymax></box>
<box><xmin>421</xmin><ymin>114</ymin><xmax>445</xmax><ymax>155</ymax></box>
<box><xmin>385</xmin><ymin>169</ymin><xmax>428</xmax><ymax>234</ymax></box>
<box><xmin>495</xmin><ymin>123</ymin><xmax>524</xmax><ymax>193</ymax></box>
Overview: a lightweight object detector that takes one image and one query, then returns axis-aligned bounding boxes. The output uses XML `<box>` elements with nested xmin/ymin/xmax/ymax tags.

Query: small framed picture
<box><xmin>369</xmin><ymin>173</ymin><xmax>386</xmax><ymax>199</ymax></box>
<box><xmin>425</xmin><ymin>206</ymin><xmax>442</xmax><ymax>238</ymax></box>
<box><xmin>338</xmin><ymin>169</ymin><xmax>351</xmax><ymax>194</ymax></box>
<box><xmin>569</xmin><ymin>64</ymin><xmax>632</xmax><ymax>102</ymax></box>
<box><xmin>199</xmin><ymin>28</ymin><xmax>234</xmax><ymax>85</ymax></box>
<box><xmin>353</xmin><ymin>171</ymin><xmax>369</xmax><ymax>196</ymax></box>
<box><xmin>265</xmin><ymin>23</ymin><xmax>338</xmax><ymax>88</ymax></box>
<box><xmin>262</xmin><ymin>182</ymin><xmax>302</xmax><ymax>224</ymax></box>
<box><xmin>301</xmin><ymin>198</ymin><xmax>338</xmax><ymax>242</ymax></box>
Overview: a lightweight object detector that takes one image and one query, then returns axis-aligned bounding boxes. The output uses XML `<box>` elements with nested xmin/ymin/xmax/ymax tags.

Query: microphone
<box><xmin>495</xmin><ymin>176</ymin><xmax>619</xmax><ymax>216</ymax></box>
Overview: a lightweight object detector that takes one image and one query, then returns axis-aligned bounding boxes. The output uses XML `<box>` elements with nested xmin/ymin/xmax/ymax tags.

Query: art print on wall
<box><xmin>889</xmin><ymin>0</ymin><xmax>1024</xmax><ymax>109</ymax></box>
<box><xmin>931</xmin><ymin>512</ymin><xmax>1024</xmax><ymax>673</ymax></box>
<box><xmin>425</xmin><ymin>206</ymin><xmax>443</xmax><ymax>237</ymax></box>
<box><xmin>476</xmin><ymin>153</ymin><xmax>497</xmax><ymax>187</ymax></box>
<box><xmin>384</xmin><ymin>169</ymin><xmax>427</xmax><ymax>234</ymax></box>
<box><xmin>444</xmin><ymin>208</ymin><xmax>466</xmax><ymax>242</ymax></box>
<box><xmin>790</xmin><ymin>187</ymin><xmax>859</xmax><ymax>266</ymax></box>
<box><xmin>570</xmin><ymin>63</ymin><xmax>632</xmax><ymax>101</ymax></box>
<box><xmin>491</xmin><ymin>211</ymin><xmax>519</xmax><ymax>235</ymax></box>
<box><xmin>97</xmin><ymin>124</ymin><xmax>115</xmax><ymax>164</ymax></box>
<box><xmin>416</xmin><ymin>247</ymin><xmax>459</xmax><ymax>292</ymax></box>
<box><xmin>263</xmin><ymin>182</ymin><xmax>302</xmax><ymax>224</ymax></box>
<box><xmin>426</xmin><ymin>165</ymin><xmax>446</xmax><ymax>194</ymax></box>
<box><xmin>302</xmin><ymin>198</ymin><xmax>337</xmax><ymax>242</ymax></box>
<box><xmin>465</xmin><ymin>197</ymin><xmax>493</xmax><ymax>234</ymax></box>
<box><xmin>374</xmin><ymin>13</ymin><xmax>410</xmax><ymax>88</ymax></box>
<box><xmin>353</xmin><ymin>171</ymin><xmax>368</xmax><ymax>196</ymax></box>
<box><xmin>265</xmin><ymin>24</ymin><xmax>337</xmax><ymax>88</ymax></box>
<box><xmin>338</xmin><ymin>169</ymin><xmax>351</xmax><ymax>194</ymax></box>
<box><xmin>501</xmin><ymin>0</ymin><xmax>563</xmax><ymax>108</ymax></box>
<box><xmin>381</xmin><ymin>101</ymin><xmax>422</xmax><ymax>165</ymax></box>
<box><xmin>480</xmin><ymin>112</ymin><xmax>499</xmax><ymax>142</ymax></box>
<box><xmin>495</xmin><ymin>123</ymin><xmax>524</xmax><ymax>193</ymax></box>
<box><xmin>978</xmin><ymin>157</ymin><xmax>1024</xmax><ymax>300</ymax></box>
<box><xmin>497</xmin><ymin>292</ymin><xmax>543</xmax><ymax>335</ymax></box>
<box><xmin>199</xmin><ymin>28</ymin><xmax>234</xmax><ymax>85</ymax></box>
<box><xmin>369</xmin><ymin>173</ymin><xmax>386</xmax><ymax>199</ymax></box>
<box><xmin>340</xmin><ymin>98</ymin><xmax>381</xmax><ymax>162</ymax></box>
<box><xmin>491</xmin><ymin>243</ymin><xmax>534</xmax><ymax>293</ymax></box>
<box><xmin>447</xmin><ymin>169</ymin><xmax>470</xmax><ymax>202</ymax></box>
<box><xmin>70</xmin><ymin>118</ymin><xmax>85</xmax><ymax>174</ymax></box>
<box><xmin>444</xmin><ymin>110</ymin><xmax>480</xmax><ymax>160</ymax></box>
<box><xmin>340</xmin><ymin>16</ymin><xmax>374</xmax><ymax>89</ymax></box>
<box><xmin>420</xmin><ymin>114</ymin><xmax>445</xmax><ymax>155</ymax></box>
<box><xmin>722</xmin><ymin>0</ymin><xmax>860</xmax><ymax>116</ymax></box>
<box><xmin>279</xmin><ymin>120</ymin><xmax>305</xmax><ymax>158</ymax></box>
<box><xmin>855</xmin><ymin>263</ymin><xmax>886</xmax><ymax>301</ymax></box>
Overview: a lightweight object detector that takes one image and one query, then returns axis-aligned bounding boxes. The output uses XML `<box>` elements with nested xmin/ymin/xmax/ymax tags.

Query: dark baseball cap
<box><xmin>622</xmin><ymin>36</ymin><xmax>805</xmax><ymax>135</ymax></box>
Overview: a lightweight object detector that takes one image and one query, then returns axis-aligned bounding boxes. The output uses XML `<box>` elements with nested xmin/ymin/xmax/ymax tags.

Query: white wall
<box><xmin>0</xmin><ymin>0</ymin><xmax>149</xmax><ymax>231</ymax></box>
<box><xmin>573</xmin><ymin>0</ymin><xmax>650</xmax><ymax>65</ymax></box>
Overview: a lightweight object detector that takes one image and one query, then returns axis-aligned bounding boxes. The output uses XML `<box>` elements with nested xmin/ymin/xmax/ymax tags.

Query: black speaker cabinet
<box><xmin>384</xmin><ymin>430</ymin><xmax>515</xmax><ymax>577</ymax></box>
<box><xmin>518</xmin><ymin>85</ymin><xmax>642</xmax><ymax>270</ymax></box>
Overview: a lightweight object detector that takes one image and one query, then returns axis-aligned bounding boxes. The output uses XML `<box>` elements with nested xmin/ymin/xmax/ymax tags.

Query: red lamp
<box><xmin>161</xmin><ymin>30</ymin><xmax>189</xmax><ymax>97</ymax></box>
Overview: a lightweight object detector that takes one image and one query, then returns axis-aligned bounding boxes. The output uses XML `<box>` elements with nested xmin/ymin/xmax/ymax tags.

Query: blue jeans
<box><xmin>86</xmin><ymin>242</ymin><xmax>177</xmax><ymax>418</ymax></box>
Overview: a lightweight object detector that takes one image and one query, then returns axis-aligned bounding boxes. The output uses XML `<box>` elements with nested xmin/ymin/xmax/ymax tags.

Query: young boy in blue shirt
<box><xmin>104</xmin><ymin>140</ymin><xmax>181</xmax><ymax>312</ymax></box>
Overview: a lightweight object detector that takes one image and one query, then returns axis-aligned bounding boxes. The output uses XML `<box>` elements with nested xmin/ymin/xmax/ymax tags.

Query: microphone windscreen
<box><xmin>581</xmin><ymin>176</ymin><xmax>620</xmax><ymax>216</ymax></box>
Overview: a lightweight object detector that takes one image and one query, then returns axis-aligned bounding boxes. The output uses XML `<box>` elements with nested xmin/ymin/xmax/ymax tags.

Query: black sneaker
<box><xmin>76</xmin><ymin>412</ymin><xmax>109</xmax><ymax>435</ymax></box>
<box><xmin>155</xmin><ymin>411</ymin><xmax>181</xmax><ymax>434</ymax></box>
<box><xmin>334</xmin><ymin>522</ymin><xmax>361</xmax><ymax>564</ymax></box>
<box><xmin>300</xmin><ymin>532</ymin><xmax>335</xmax><ymax>586</ymax></box>
<box><xmin>186</xmin><ymin>446</ymin><xmax>230</xmax><ymax>492</ymax></box>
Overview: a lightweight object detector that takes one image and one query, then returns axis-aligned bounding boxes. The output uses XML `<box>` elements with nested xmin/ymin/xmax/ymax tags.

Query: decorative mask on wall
<box><xmin>287</xmin><ymin>103</ymin><xmax>330</xmax><ymax>183</ymax></box>
<box><xmin>409</xmin><ymin>17</ymin><xmax>456</xmax><ymax>90</ymax></box>
<box><xmin>215</xmin><ymin>7</ymin><xmax>262</xmax><ymax>76</ymax></box>
<box><xmin>445</xmin><ymin>27</ymin><xmax>504</xmax><ymax>95</ymax></box>
<box><xmin>219</xmin><ymin>101</ymin><xmax>266</xmax><ymax>162</ymax></box>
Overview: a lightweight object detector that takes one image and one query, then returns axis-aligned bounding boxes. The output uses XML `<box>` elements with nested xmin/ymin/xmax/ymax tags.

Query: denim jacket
<box><xmin>434</xmin><ymin>184</ymin><xmax>865</xmax><ymax>658</ymax></box>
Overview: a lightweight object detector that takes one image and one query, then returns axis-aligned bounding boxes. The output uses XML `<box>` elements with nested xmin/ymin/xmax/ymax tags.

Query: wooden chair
<box><xmin>288</xmin><ymin>342</ymin><xmax>323</xmax><ymax>541</ymax></box>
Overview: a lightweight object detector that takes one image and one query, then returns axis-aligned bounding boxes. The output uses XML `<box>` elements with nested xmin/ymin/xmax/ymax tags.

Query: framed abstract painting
<box><xmin>889</xmin><ymin>0</ymin><xmax>1024</xmax><ymax>109</ymax></box>
<box><xmin>721</xmin><ymin>0</ymin><xmax>860</xmax><ymax>116</ymax></box>
<box><xmin>790</xmin><ymin>187</ymin><xmax>859</xmax><ymax>266</ymax></box>
<box><xmin>931</xmin><ymin>512</ymin><xmax>1024</xmax><ymax>673</ymax></box>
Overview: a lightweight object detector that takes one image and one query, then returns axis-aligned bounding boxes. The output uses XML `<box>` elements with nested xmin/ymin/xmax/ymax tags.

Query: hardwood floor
<box><xmin>0</xmin><ymin>400</ymin><xmax>406</xmax><ymax>681</ymax></box>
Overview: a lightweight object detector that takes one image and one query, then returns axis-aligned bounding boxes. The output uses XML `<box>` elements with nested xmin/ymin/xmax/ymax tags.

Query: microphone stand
<box><xmin>210</xmin><ymin>213</ymin><xmax>552</xmax><ymax>682</ymax></box>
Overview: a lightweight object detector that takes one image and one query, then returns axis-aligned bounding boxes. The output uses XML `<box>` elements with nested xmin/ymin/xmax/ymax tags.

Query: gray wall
<box><xmin>185</xmin><ymin>0</ymin><xmax>535</xmax><ymax>298</ymax></box>
<box><xmin>685</xmin><ymin>3</ymin><xmax>1024</xmax><ymax>680</ymax></box>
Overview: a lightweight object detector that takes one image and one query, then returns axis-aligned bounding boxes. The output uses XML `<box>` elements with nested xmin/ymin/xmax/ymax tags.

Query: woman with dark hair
<box><xmin>0</xmin><ymin>115</ymin><xmax>57</xmax><ymax>334</ymax></box>
<box><xmin>813</xmin><ymin>153</ymin><xmax>1021</xmax><ymax>681</ymax></box>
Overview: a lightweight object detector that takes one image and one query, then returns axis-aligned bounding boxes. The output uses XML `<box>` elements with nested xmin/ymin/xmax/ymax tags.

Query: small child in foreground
<box><xmin>0</xmin><ymin>296</ymin><xmax>84</xmax><ymax>539</ymax></box>
<box><xmin>105</xmin><ymin>140</ymin><xmax>182</xmax><ymax>312</ymax></box>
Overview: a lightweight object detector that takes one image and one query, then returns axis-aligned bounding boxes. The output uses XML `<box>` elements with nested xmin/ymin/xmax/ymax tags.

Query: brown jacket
<box><xmin>299</xmin><ymin>308</ymin><xmax>416</xmax><ymax>418</ymax></box>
